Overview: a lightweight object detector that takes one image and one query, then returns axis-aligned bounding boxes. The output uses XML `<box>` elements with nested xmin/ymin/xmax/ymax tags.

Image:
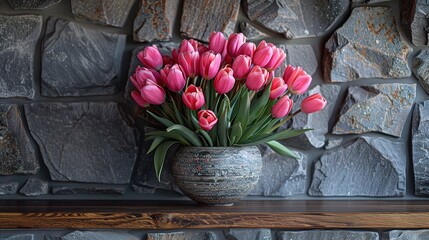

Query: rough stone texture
<box><xmin>0</xmin><ymin>235</ymin><xmax>34</xmax><ymax>240</ymax></box>
<box><xmin>133</xmin><ymin>0</ymin><xmax>179</xmax><ymax>42</ymax></box>
<box><xmin>413</xmin><ymin>50</ymin><xmax>429</xmax><ymax>94</ymax></box>
<box><xmin>25</xmin><ymin>102</ymin><xmax>137</xmax><ymax>184</ymax></box>
<box><xmin>62</xmin><ymin>231</ymin><xmax>139</xmax><ymax>240</ymax></box>
<box><xmin>0</xmin><ymin>182</ymin><xmax>18</xmax><ymax>195</ymax></box>
<box><xmin>42</xmin><ymin>17</ymin><xmax>126</xmax><ymax>97</ymax></box>
<box><xmin>278</xmin><ymin>231</ymin><xmax>378</xmax><ymax>240</ymax></box>
<box><xmin>325</xmin><ymin>138</ymin><xmax>343</xmax><ymax>149</ymax></box>
<box><xmin>401</xmin><ymin>0</ymin><xmax>429</xmax><ymax>46</ymax></box>
<box><xmin>275</xmin><ymin>45</ymin><xmax>318</xmax><ymax>78</ymax></box>
<box><xmin>250</xmin><ymin>148</ymin><xmax>306</xmax><ymax>197</ymax></box>
<box><xmin>352</xmin><ymin>0</ymin><xmax>389</xmax><ymax>3</ymax></box>
<box><xmin>324</xmin><ymin>7</ymin><xmax>412</xmax><ymax>82</ymax></box>
<box><xmin>412</xmin><ymin>100</ymin><xmax>429</xmax><ymax>195</ymax></box>
<box><xmin>0</xmin><ymin>15</ymin><xmax>41</xmax><ymax>99</ymax></box>
<box><xmin>0</xmin><ymin>105</ymin><xmax>39</xmax><ymax>175</ymax></box>
<box><xmin>180</xmin><ymin>0</ymin><xmax>240</xmax><ymax>41</ymax></box>
<box><xmin>7</xmin><ymin>0</ymin><xmax>60</xmax><ymax>9</ymax></box>
<box><xmin>19</xmin><ymin>178</ymin><xmax>48</xmax><ymax>196</ymax></box>
<box><xmin>71</xmin><ymin>0</ymin><xmax>136</xmax><ymax>27</ymax></box>
<box><xmin>225</xmin><ymin>229</ymin><xmax>272</xmax><ymax>240</ymax></box>
<box><xmin>385</xmin><ymin>230</ymin><xmax>429</xmax><ymax>240</ymax></box>
<box><xmin>52</xmin><ymin>186</ymin><xmax>125</xmax><ymax>195</ymax></box>
<box><xmin>243</xmin><ymin>0</ymin><xmax>349</xmax><ymax>39</ymax></box>
<box><xmin>147</xmin><ymin>232</ymin><xmax>217</xmax><ymax>240</ymax></box>
<box><xmin>239</xmin><ymin>22</ymin><xmax>268</xmax><ymax>40</ymax></box>
<box><xmin>333</xmin><ymin>84</ymin><xmax>416</xmax><ymax>137</ymax></box>
<box><xmin>309</xmin><ymin>137</ymin><xmax>406</xmax><ymax>197</ymax></box>
<box><xmin>284</xmin><ymin>85</ymin><xmax>341</xmax><ymax>149</ymax></box>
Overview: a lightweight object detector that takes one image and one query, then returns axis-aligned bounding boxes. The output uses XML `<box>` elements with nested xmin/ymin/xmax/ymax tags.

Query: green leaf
<box><xmin>238</xmin><ymin>115</ymin><xmax>271</xmax><ymax>143</ymax></box>
<box><xmin>170</xmin><ymin>98</ymin><xmax>185</xmax><ymax>126</ymax></box>
<box><xmin>197</xmin><ymin>129</ymin><xmax>214</xmax><ymax>147</ymax></box>
<box><xmin>233</xmin><ymin>90</ymin><xmax>250</xmax><ymax>130</ymax></box>
<box><xmin>218</xmin><ymin>97</ymin><xmax>230</xmax><ymax>146</ymax></box>
<box><xmin>229</xmin><ymin>122</ymin><xmax>242</xmax><ymax>144</ymax></box>
<box><xmin>154</xmin><ymin>141</ymin><xmax>179</xmax><ymax>181</ymax></box>
<box><xmin>167</xmin><ymin>124</ymin><xmax>202</xmax><ymax>147</ymax></box>
<box><xmin>147</xmin><ymin>111</ymin><xmax>174</xmax><ymax>128</ymax></box>
<box><xmin>146</xmin><ymin>130</ymin><xmax>191</xmax><ymax>145</ymax></box>
<box><xmin>147</xmin><ymin>136</ymin><xmax>166</xmax><ymax>153</ymax></box>
<box><xmin>266</xmin><ymin>140</ymin><xmax>298</xmax><ymax>159</ymax></box>
<box><xmin>249</xmin><ymin>81</ymin><xmax>272</xmax><ymax>122</ymax></box>
<box><xmin>240</xmin><ymin>128</ymin><xmax>311</xmax><ymax>146</ymax></box>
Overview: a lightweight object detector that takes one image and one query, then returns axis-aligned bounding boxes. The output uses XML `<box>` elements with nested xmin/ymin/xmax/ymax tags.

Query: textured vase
<box><xmin>172</xmin><ymin>146</ymin><xmax>262</xmax><ymax>206</ymax></box>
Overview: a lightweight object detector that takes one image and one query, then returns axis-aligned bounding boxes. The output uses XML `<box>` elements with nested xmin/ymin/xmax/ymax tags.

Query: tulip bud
<box><xmin>209</xmin><ymin>31</ymin><xmax>227</xmax><ymax>54</ymax></box>
<box><xmin>283</xmin><ymin>65</ymin><xmax>312</xmax><ymax>95</ymax></box>
<box><xmin>214</xmin><ymin>67</ymin><xmax>235</xmax><ymax>94</ymax></box>
<box><xmin>245</xmin><ymin>66</ymin><xmax>268</xmax><ymax>91</ymax></box>
<box><xmin>253</xmin><ymin>41</ymin><xmax>274</xmax><ymax>67</ymax></box>
<box><xmin>237</xmin><ymin>42</ymin><xmax>256</xmax><ymax>59</ymax></box>
<box><xmin>137</xmin><ymin>45</ymin><xmax>163</xmax><ymax>70</ymax></box>
<box><xmin>165</xmin><ymin>64</ymin><xmax>186</xmax><ymax>92</ymax></box>
<box><xmin>265</xmin><ymin>47</ymin><xmax>286</xmax><ymax>71</ymax></box>
<box><xmin>269</xmin><ymin>77</ymin><xmax>288</xmax><ymax>100</ymax></box>
<box><xmin>272</xmin><ymin>95</ymin><xmax>293</xmax><ymax>119</ymax></box>
<box><xmin>232</xmin><ymin>55</ymin><xmax>252</xmax><ymax>79</ymax></box>
<box><xmin>200</xmin><ymin>51</ymin><xmax>221</xmax><ymax>80</ymax></box>
<box><xmin>227</xmin><ymin>33</ymin><xmax>246</xmax><ymax>58</ymax></box>
<box><xmin>301</xmin><ymin>93</ymin><xmax>327</xmax><ymax>114</ymax></box>
<box><xmin>198</xmin><ymin>110</ymin><xmax>218</xmax><ymax>131</ymax></box>
<box><xmin>178</xmin><ymin>39</ymin><xmax>196</xmax><ymax>53</ymax></box>
<box><xmin>133</xmin><ymin>66</ymin><xmax>163</xmax><ymax>87</ymax></box>
<box><xmin>178</xmin><ymin>51</ymin><xmax>200</xmax><ymax>78</ymax></box>
<box><xmin>133</xmin><ymin>79</ymin><xmax>165</xmax><ymax>105</ymax></box>
<box><xmin>182</xmin><ymin>85</ymin><xmax>205</xmax><ymax>110</ymax></box>
<box><xmin>131</xmin><ymin>91</ymin><xmax>148</xmax><ymax>108</ymax></box>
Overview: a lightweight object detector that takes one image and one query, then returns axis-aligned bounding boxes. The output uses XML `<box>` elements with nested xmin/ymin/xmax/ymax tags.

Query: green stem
<box><xmin>271</xmin><ymin>110</ymin><xmax>301</xmax><ymax>131</ymax></box>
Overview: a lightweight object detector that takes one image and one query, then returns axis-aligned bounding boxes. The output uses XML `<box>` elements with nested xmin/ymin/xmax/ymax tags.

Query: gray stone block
<box><xmin>278</xmin><ymin>230</ymin><xmax>378</xmax><ymax>240</ymax></box>
<box><xmin>147</xmin><ymin>232</ymin><xmax>217</xmax><ymax>240</ymax></box>
<box><xmin>309</xmin><ymin>137</ymin><xmax>406</xmax><ymax>197</ymax></box>
<box><xmin>243</xmin><ymin>0</ymin><xmax>349</xmax><ymax>39</ymax></box>
<box><xmin>19</xmin><ymin>178</ymin><xmax>48</xmax><ymax>196</ymax></box>
<box><xmin>250</xmin><ymin>148</ymin><xmax>306</xmax><ymax>197</ymax></box>
<box><xmin>133</xmin><ymin>0</ymin><xmax>179</xmax><ymax>42</ymax></box>
<box><xmin>71</xmin><ymin>0</ymin><xmax>136</xmax><ymax>27</ymax></box>
<box><xmin>0</xmin><ymin>104</ymin><xmax>39</xmax><ymax>175</ymax></box>
<box><xmin>225</xmin><ymin>229</ymin><xmax>271</xmax><ymax>240</ymax></box>
<box><xmin>180</xmin><ymin>0</ymin><xmax>240</xmax><ymax>41</ymax></box>
<box><xmin>385</xmin><ymin>230</ymin><xmax>429</xmax><ymax>240</ymax></box>
<box><xmin>7</xmin><ymin>0</ymin><xmax>61</xmax><ymax>9</ymax></box>
<box><xmin>275</xmin><ymin>45</ymin><xmax>318</xmax><ymax>78</ymax></box>
<box><xmin>325</xmin><ymin>137</ymin><xmax>343</xmax><ymax>149</ymax></box>
<box><xmin>401</xmin><ymin>0</ymin><xmax>429</xmax><ymax>46</ymax></box>
<box><xmin>324</xmin><ymin>7</ymin><xmax>411</xmax><ymax>82</ymax></box>
<box><xmin>41</xmin><ymin>17</ymin><xmax>126</xmax><ymax>97</ymax></box>
<box><xmin>0</xmin><ymin>182</ymin><xmax>18</xmax><ymax>195</ymax></box>
<box><xmin>0</xmin><ymin>234</ymin><xmax>34</xmax><ymax>240</ymax></box>
<box><xmin>413</xmin><ymin>50</ymin><xmax>429</xmax><ymax>94</ymax></box>
<box><xmin>62</xmin><ymin>231</ymin><xmax>139</xmax><ymax>240</ymax></box>
<box><xmin>0</xmin><ymin>14</ymin><xmax>41</xmax><ymax>99</ymax></box>
<box><xmin>333</xmin><ymin>84</ymin><xmax>416</xmax><ymax>137</ymax></box>
<box><xmin>52</xmin><ymin>186</ymin><xmax>125</xmax><ymax>195</ymax></box>
<box><xmin>25</xmin><ymin>102</ymin><xmax>138</xmax><ymax>184</ymax></box>
<box><xmin>412</xmin><ymin>100</ymin><xmax>429</xmax><ymax>195</ymax></box>
<box><xmin>239</xmin><ymin>22</ymin><xmax>268</xmax><ymax>40</ymax></box>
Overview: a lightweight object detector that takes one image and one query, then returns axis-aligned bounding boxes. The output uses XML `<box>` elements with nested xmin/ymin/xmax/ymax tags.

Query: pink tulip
<box><xmin>232</xmin><ymin>55</ymin><xmax>252</xmax><ymax>79</ymax></box>
<box><xmin>214</xmin><ymin>67</ymin><xmax>235</xmax><ymax>94</ymax></box>
<box><xmin>163</xmin><ymin>64</ymin><xmax>186</xmax><ymax>92</ymax></box>
<box><xmin>269</xmin><ymin>77</ymin><xmax>288</xmax><ymax>100</ymax></box>
<box><xmin>162</xmin><ymin>55</ymin><xmax>174</xmax><ymax>65</ymax></box>
<box><xmin>236</xmin><ymin>42</ymin><xmax>256</xmax><ymax>59</ymax></box>
<box><xmin>283</xmin><ymin>65</ymin><xmax>312</xmax><ymax>94</ymax></box>
<box><xmin>265</xmin><ymin>47</ymin><xmax>286</xmax><ymax>71</ymax></box>
<box><xmin>272</xmin><ymin>95</ymin><xmax>293</xmax><ymax>119</ymax></box>
<box><xmin>178</xmin><ymin>51</ymin><xmax>200</xmax><ymax>78</ymax></box>
<box><xmin>245</xmin><ymin>66</ymin><xmax>269</xmax><ymax>91</ymax></box>
<box><xmin>253</xmin><ymin>41</ymin><xmax>274</xmax><ymax>67</ymax></box>
<box><xmin>198</xmin><ymin>110</ymin><xmax>218</xmax><ymax>131</ymax></box>
<box><xmin>131</xmin><ymin>78</ymin><xmax>165</xmax><ymax>105</ymax></box>
<box><xmin>227</xmin><ymin>33</ymin><xmax>246</xmax><ymax>58</ymax></box>
<box><xmin>137</xmin><ymin>45</ymin><xmax>163</xmax><ymax>70</ymax></box>
<box><xmin>200</xmin><ymin>51</ymin><xmax>221</xmax><ymax>80</ymax></box>
<box><xmin>131</xmin><ymin>91</ymin><xmax>148</xmax><ymax>108</ymax></box>
<box><xmin>182</xmin><ymin>85</ymin><xmax>205</xmax><ymax>110</ymax></box>
<box><xmin>132</xmin><ymin>66</ymin><xmax>163</xmax><ymax>87</ymax></box>
<box><xmin>178</xmin><ymin>39</ymin><xmax>196</xmax><ymax>53</ymax></box>
<box><xmin>209</xmin><ymin>31</ymin><xmax>227</xmax><ymax>54</ymax></box>
<box><xmin>301</xmin><ymin>93</ymin><xmax>327</xmax><ymax>114</ymax></box>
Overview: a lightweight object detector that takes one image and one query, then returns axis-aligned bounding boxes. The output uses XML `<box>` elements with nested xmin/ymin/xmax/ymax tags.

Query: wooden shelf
<box><xmin>0</xmin><ymin>200</ymin><xmax>429</xmax><ymax>229</ymax></box>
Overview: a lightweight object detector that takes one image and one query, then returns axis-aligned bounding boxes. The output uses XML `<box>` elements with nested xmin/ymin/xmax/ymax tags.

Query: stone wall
<box><xmin>0</xmin><ymin>0</ymin><xmax>428</xmax><ymax>201</ymax></box>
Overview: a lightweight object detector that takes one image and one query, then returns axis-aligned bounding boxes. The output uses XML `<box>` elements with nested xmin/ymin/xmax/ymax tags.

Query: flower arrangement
<box><xmin>130</xmin><ymin>32</ymin><xmax>327</xmax><ymax>180</ymax></box>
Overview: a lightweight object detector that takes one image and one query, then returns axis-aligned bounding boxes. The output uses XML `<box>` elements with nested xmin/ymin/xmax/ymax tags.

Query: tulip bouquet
<box><xmin>130</xmin><ymin>32</ymin><xmax>327</xmax><ymax>180</ymax></box>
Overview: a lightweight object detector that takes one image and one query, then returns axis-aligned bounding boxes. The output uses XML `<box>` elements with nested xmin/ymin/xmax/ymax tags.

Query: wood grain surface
<box><xmin>0</xmin><ymin>200</ymin><xmax>428</xmax><ymax>229</ymax></box>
